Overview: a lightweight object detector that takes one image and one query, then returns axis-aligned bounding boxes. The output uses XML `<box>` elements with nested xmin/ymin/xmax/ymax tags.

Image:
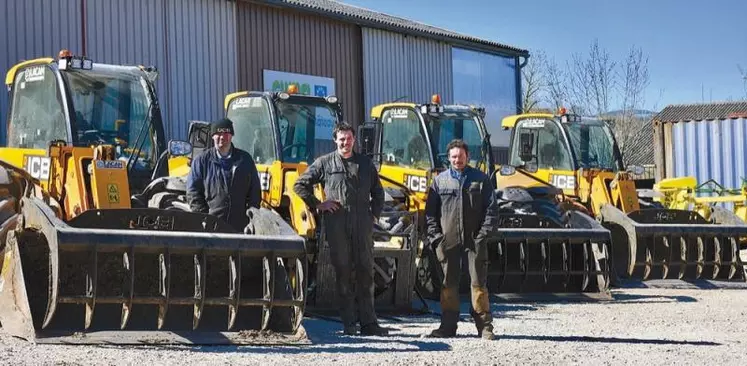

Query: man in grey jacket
<box><xmin>425</xmin><ymin>139</ymin><xmax>498</xmax><ymax>340</ymax></box>
<box><xmin>293</xmin><ymin>122</ymin><xmax>388</xmax><ymax>336</ymax></box>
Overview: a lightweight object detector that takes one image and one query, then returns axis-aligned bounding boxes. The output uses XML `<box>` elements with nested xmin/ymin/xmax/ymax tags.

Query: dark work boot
<box><xmin>343</xmin><ymin>324</ymin><xmax>358</xmax><ymax>335</ymax></box>
<box><xmin>360</xmin><ymin>323</ymin><xmax>389</xmax><ymax>336</ymax></box>
<box><xmin>427</xmin><ymin>310</ymin><xmax>459</xmax><ymax>338</ymax></box>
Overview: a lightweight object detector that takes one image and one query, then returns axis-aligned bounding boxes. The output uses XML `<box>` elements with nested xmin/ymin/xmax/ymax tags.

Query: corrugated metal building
<box><xmin>653</xmin><ymin>101</ymin><xmax>747</xmax><ymax>193</ymax></box>
<box><xmin>1</xmin><ymin>0</ymin><xmax>527</xmax><ymax>147</ymax></box>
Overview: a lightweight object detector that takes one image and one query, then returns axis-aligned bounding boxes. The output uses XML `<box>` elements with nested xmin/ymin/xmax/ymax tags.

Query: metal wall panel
<box><xmin>362</xmin><ymin>27</ymin><xmax>453</xmax><ymax>118</ymax></box>
<box><xmin>85</xmin><ymin>0</ymin><xmax>168</xmax><ymax>132</ymax></box>
<box><xmin>165</xmin><ymin>0</ymin><xmax>237</xmax><ymax>140</ymax></box>
<box><xmin>86</xmin><ymin>0</ymin><xmax>236</xmax><ymax>140</ymax></box>
<box><xmin>668</xmin><ymin>118</ymin><xmax>747</xmax><ymax>207</ymax></box>
<box><xmin>1</xmin><ymin>0</ymin><xmax>83</xmax><ymax>145</ymax></box>
<box><xmin>236</xmin><ymin>2</ymin><xmax>363</xmax><ymax>127</ymax></box>
<box><xmin>406</xmin><ymin>34</ymin><xmax>453</xmax><ymax>108</ymax></box>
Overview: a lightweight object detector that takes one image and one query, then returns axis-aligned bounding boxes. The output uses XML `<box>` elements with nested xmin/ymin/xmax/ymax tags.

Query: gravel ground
<box><xmin>1</xmin><ymin>284</ymin><xmax>745</xmax><ymax>365</ymax></box>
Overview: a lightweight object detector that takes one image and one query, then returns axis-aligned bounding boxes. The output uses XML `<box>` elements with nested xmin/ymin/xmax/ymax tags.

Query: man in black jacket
<box><xmin>425</xmin><ymin>139</ymin><xmax>498</xmax><ymax>340</ymax></box>
<box><xmin>293</xmin><ymin>122</ymin><xmax>388</xmax><ymax>336</ymax></box>
<box><xmin>186</xmin><ymin>118</ymin><xmax>261</xmax><ymax>232</ymax></box>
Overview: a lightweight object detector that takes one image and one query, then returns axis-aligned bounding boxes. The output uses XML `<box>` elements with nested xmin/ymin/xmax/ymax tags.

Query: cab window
<box><xmin>509</xmin><ymin>118</ymin><xmax>573</xmax><ymax>171</ymax></box>
<box><xmin>227</xmin><ymin>96</ymin><xmax>277</xmax><ymax>165</ymax></box>
<box><xmin>380</xmin><ymin>108</ymin><xmax>430</xmax><ymax>170</ymax></box>
<box><xmin>7</xmin><ymin>65</ymin><xmax>68</xmax><ymax>149</ymax></box>
<box><xmin>65</xmin><ymin>68</ymin><xmax>156</xmax><ymax>171</ymax></box>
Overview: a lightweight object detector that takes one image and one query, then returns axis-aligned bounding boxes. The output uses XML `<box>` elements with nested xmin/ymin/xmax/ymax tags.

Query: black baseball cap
<box><xmin>211</xmin><ymin>118</ymin><xmax>234</xmax><ymax>135</ymax></box>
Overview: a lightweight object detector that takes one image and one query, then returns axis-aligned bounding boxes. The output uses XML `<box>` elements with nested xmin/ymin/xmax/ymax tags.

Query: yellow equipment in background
<box><xmin>145</xmin><ymin>85</ymin><xmax>419</xmax><ymax>312</ymax></box>
<box><xmin>654</xmin><ymin>177</ymin><xmax>747</xmax><ymax>270</ymax></box>
<box><xmin>0</xmin><ymin>50</ymin><xmax>307</xmax><ymax>345</ymax></box>
<box><xmin>362</xmin><ymin>96</ymin><xmax>612</xmax><ymax>300</ymax></box>
<box><xmin>499</xmin><ymin>110</ymin><xmax>747</xmax><ymax>283</ymax></box>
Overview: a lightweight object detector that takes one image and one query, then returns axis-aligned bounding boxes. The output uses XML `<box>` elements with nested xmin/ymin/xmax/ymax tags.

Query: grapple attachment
<box><xmin>599</xmin><ymin>204</ymin><xmax>746</xmax><ymax>282</ymax></box>
<box><xmin>489</xmin><ymin>210</ymin><xmax>612</xmax><ymax>297</ymax></box>
<box><xmin>0</xmin><ymin>197</ymin><xmax>307</xmax><ymax>345</ymax></box>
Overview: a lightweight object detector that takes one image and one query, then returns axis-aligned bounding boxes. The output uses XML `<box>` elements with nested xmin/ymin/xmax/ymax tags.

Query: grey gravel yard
<box><xmin>1</xmin><ymin>284</ymin><xmax>745</xmax><ymax>365</ymax></box>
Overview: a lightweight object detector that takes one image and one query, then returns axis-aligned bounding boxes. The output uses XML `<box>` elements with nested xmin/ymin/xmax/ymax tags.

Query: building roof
<box><xmin>653</xmin><ymin>101</ymin><xmax>747</xmax><ymax>123</ymax></box>
<box><xmin>260</xmin><ymin>0</ymin><xmax>529</xmax><ymax>57</ymax></box>
<box><xmin>623</xmin><ymin>121</ymin><xmax>655</xmax><ymax>165</ymax></box>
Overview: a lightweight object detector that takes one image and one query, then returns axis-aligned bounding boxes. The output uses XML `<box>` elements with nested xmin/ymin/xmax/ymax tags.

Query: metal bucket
<box><xmin>0</xmin><ymin>198</ymin><xmax>308</xmax><ymax>345</ymax></box>
<box><xmin>600</xmin><ymin>204</ymin><xmax>746</xmax><ymax>282</ymax></box>
<box><xmin>488</xmin><ymin>211</ymin><xmax>612</xmax><ymax>298</ymax></box>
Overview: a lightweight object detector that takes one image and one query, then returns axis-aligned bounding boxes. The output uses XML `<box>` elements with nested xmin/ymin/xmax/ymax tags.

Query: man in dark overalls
<box><xmin>293</xmin><ymin>122</ymin><xmax>388</xmax><ymax>336</ymax></box>
<box><xmin>425</xmin><ymin>139</ymin><xmax>498</xmax><ymax>340</ymax></box>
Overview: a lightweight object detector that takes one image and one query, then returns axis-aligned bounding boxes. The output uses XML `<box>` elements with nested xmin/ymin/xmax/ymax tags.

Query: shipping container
<box><xmin>656</xmin><ymin>117</ymin><xmax>747</xmax><ymax>191</ymax></box>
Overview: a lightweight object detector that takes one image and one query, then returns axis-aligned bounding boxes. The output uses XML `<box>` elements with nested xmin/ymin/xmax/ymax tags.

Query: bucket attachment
<box><xmin>599</xmin><ymin>204</ymin><xmax>747</xmax><ymax>282</ymax></box>
<box><xmin>0</xmin><ymin>197</ymin><xmax>308</xmax><ymax>345</ymax></box>
<box><xmin>488</xmin><ymin>210</ymin><xmax>612</xmax><ymax>298</ymax></box>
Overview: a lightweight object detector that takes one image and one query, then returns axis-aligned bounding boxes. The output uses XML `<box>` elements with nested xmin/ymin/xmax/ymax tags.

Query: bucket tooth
<box><xmin>293</xmin><ymin>257</ymin><xmax>305</xmax><ymax>332</ymax></box>
<box><xmin>41</xmin><ymin>237</ymin><xmax>59</xmax><ymax>330</ymax></box>
<box><xmin>696</xmin><ymin>237</ymin><xmax>704</xmax><ymax>279</ymax></box>
<box><xmin>562</xmin><ymin>241</ymin><xmax>569</xmax><ymax>290</ymax></box>
<box><xmin>227</xmin><ymin>253</ymin><xmax>241</xmax><ymax>331</ymax></box>
<box><xmin>540</xmin><ymin>241</ymin><xmax>548</xmax><ymax>284</ymax></box>
<box><xmin>727</xmin><ymin>237</ymin><xmax>738</xmax><ymax>280</ymax></box>
<box><xmin>712</xmin><ymin>237</ymin><xmax>722</xmax><ymax>279</ymax></box>
<box><xmin>660</xmin><ymin>236</ymin><xmax>670</xmax><ymax>279</ymax></box>
<box><xmin>120</xmin><ymin>248</ymin><xmax>134</xmax><ymax>330</ymax></box>
<box><xmin>643</xmin><ymin>246</ymin><xmax>653</xmax><ymax>280</ymax></box>
<box><xmin>157</xmin><ymin>251</ymin><xmax>170</xmax><ymax>330</ymax></box>
<box><xmin>193</xmin><ymin>251</ymin><xmax>206</xmax><ymax>330</ymax></box>
<box><xmin>678</xmin><ymin>237</ymin><xmax>687</xmax><ymax>279</ymax></box>
<box><xmin>84</xmin><ymin>248</ymin><xmax>97</xmax><ymax>330</ymax></box>
<box><xmin>581</xmin><ymin>241</ymin><xmax>589</xmax><ymax>291</ymax></box>
<box><xmin>261</xmin><ymin>256</ymin><xmax>274</xmax><ymax>331</ymax></box>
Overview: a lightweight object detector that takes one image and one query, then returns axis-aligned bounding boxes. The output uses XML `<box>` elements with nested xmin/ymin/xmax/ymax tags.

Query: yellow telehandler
<box><xmin>360</xmin><ymin>96</ymin><xmax>612</xmax><ymax>300</ymax></box>
<box><xmin>0</xmin><ymin>50</ymin><xmax>307</xmax><ymax>345</ymax></box>
<box><xmin>499</xmin><ymin>110</ymin><xmax>746</xmax><ymax>284</ymax></box>
<box><xmin>150</xmin><ymin>85</ymin><xmax>419</xmax><ymax>312</ymax></box>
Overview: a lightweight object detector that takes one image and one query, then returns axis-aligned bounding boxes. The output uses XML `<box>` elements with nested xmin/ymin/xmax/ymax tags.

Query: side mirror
<box><xmin>519</xmin><ymin>131</ymin><xmax>535</xmax><ymax>163</ymax></box>
<box><xmin>358</xmin><ymin>122</ymin><xmax>379</xmax><ymax>156</ymax></box>
<box><xmin>168</xmin><ymin>140</ymin><xmax>192</xmax><ymax>157</ymax></box>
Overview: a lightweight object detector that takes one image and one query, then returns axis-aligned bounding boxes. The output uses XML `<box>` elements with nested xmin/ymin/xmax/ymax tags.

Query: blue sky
<box><xmin>343</xmin><ymin>0</ymin><xmax>747</xmax><ymax>111</ymax></box>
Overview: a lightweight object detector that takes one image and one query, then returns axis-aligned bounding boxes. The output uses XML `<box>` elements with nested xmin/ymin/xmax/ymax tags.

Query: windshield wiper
<box><xmin>126</xmin><ymin>99</ymin><xmax>155</xmax><ymax>172</ymax></box>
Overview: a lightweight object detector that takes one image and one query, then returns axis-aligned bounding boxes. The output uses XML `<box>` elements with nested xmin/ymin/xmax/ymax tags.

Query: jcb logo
<box><xmin>404</xmin><ymin>174</ymin><xmax>427</xmax><ymax>193</ymax></box>
<box><xmin>258</xmin><ymin>172</ymin><xmax>271</xmax><ymax>191</ymax></box>
<box><xmin>24</xmin><ymin>155</ymin><xmax>51</xmax><ymax>180</ymax></box>
<box><xmin>549</xmin><ymin>174</ymin><xmax>575</xmax><ymax>189</ymax></box>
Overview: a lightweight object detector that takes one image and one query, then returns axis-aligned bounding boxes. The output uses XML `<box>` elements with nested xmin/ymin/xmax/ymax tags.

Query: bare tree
<box><xmin>614</xmin><ymin>46</ymin><xmax>650</xmax><ymax>163</ymax></box>
<box><xmin>521</xmin><ymin>50</ymin><xmax>546</xmax><ymax>113</ymax></box>
<box><xmin>567</xmin><ymin>39</ymin><xmax>616</xmax><ymax>117</ymax></box>
<box><xmin>545</xmin><ymin>56</ymin><xmax>568</xmax><ymax>111</ymax></box>
<box><xmin>740</xmin><ymin>64</ymin><xmax>747</xmax><ymax>98</ymax></box>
